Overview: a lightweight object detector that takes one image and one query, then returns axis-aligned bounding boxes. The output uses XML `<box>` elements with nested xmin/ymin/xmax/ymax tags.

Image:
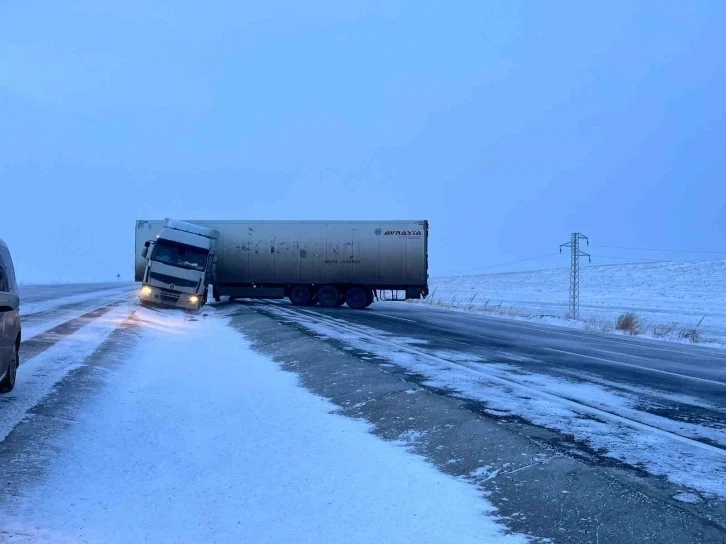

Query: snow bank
<box><xmin>418</xmin><ymin>259</ymin><xmax>726</xmax><ymax>344</ymax></box>
<box><xmin>0</xmin><ymin>309</ymin><xmax>526</xmax><ymax>544</ymax></box>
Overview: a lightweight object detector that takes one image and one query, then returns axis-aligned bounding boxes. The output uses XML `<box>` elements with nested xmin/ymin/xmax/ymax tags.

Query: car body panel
<box><xmin>0</xmin><ymin>238</ymin><xmax>21</xmax><ymax>384</ymax></box>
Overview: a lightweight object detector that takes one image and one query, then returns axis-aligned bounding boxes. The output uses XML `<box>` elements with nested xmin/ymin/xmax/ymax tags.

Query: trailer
<box><xmin>135</xmin><ymin>219</ymin><xmax>428</xmax><ymax>309</ymax></box>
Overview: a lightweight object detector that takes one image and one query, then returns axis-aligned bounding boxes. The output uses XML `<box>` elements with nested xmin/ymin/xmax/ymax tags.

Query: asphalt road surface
<box><xmin>271</xmin><ymin>300</ymin><xmax>726</xmax><ymax>421</ymax></box>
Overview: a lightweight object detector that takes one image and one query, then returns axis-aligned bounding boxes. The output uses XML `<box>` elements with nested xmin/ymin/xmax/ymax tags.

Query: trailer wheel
<box><xmin>346</xmin><ymin>287</ymin><xmax>369</xmax><ymax>310</ymax></box>
<box><xmin>317</xmin><ymin>285</ymin><xmax>340</xmax><ymax>308</ymax></box>
<box><xmin>289</xmin><ymin>285</ymin><xmax>312</xmax><ymax>306</ymax></box>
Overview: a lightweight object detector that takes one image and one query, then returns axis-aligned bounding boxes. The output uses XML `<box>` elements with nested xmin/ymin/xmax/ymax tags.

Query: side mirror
<box><xmin>144</xmin><ymin>241</ymin><xmax>151</xmax><ymax>248</ymax></box>
<box><xmin>141</xmin><ymin>246</ymin><xmax>148</xmax><ymax>258</ymax></box>
<box><xmin>0</xmin><ymin>291</ymin><xmax>20</xmax><ymax>312</ymax></box>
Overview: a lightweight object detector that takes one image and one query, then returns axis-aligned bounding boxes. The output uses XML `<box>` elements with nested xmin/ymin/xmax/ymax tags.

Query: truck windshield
<box><xmin>150</xmin><ymin>239</ymin><xmax>208</xmax><ymax>272</ymax></box>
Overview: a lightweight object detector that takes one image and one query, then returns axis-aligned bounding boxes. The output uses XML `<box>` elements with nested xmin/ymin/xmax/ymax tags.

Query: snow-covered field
<box><xmin>0</xmin><ymin>308</ymin><xmax>526</xmax><ymax>544</ymax></box>
<box><xmin>419</xmin><ymin>259</ymin><xmax>726</xmax><ymax>344</ymax></box>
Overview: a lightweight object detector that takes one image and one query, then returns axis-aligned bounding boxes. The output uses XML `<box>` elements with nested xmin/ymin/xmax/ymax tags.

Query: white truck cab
<box><xmin>138</xmin><ymin>219</ymin><xmax>219</xmax><ymax>310</ymax></box>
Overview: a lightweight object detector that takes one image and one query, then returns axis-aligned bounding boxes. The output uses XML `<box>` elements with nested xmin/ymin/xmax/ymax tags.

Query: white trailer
<box><xmin>135</xmin><ymin>219</ymin><xmax>429</xmax><ymax>309</ymax></box>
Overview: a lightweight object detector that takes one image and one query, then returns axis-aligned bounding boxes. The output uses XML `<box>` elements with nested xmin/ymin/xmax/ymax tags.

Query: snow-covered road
<box><xmin>18</xmin><ymin>283</ymin><xmax>133</xmax><ymax>305</ymax></box>
<box><xmin>20</xmin><ymin>283</ymin><xmax>137</xmax><ymax>341</ymax></box>
<box><xmin>0</xmin><ymin>306</ymin><xmax>525</xmax><ymax>543</ymax></box>
<box><xmin>2</xmin><ymin>284</ymin><xmax>138</xmax><ymax>443</ymax></box>
<box><xmin>3</xmin><ymin>283</ymin><xmax>725</xmax><ymax>542</ymax></box>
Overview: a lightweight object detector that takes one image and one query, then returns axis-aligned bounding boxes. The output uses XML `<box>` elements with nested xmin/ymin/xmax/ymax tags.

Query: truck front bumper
<box><xmin>139</xmin><ymin>285</ymin><xmax>202</xmax><ymax>310</ymax></box>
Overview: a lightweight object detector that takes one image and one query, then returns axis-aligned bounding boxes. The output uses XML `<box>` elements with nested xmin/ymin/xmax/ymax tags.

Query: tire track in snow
<box><xmin>21</xmin><ymin>302</ymin><xmax>127</xmax><ymax>361</ymax></box>
<box><xmin>21</xmin><ymin>289</ymin><xmax>137</xmax><ymax>342</ymax></box>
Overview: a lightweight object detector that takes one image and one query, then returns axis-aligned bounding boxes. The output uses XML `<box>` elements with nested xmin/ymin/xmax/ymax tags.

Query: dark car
<box><xmin>0</xmin><ymin>238</ymin><xmax>20</xmax><ymax>393</ymax></box>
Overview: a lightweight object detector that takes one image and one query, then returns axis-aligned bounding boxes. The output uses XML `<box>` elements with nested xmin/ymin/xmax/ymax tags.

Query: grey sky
<box><xmin>2</xmin><ymin>1</ymin><xmax>725</xmax><ymax>282</ymax></box>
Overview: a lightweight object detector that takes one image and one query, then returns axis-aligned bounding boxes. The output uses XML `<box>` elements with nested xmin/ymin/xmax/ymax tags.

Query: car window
<box><xmin>0</xmin><ymin>247</ymin><xmax>17</xmax><ymax>293</ymax></box>
<box><xmin>0</xmin><ymin>262</ymin><xmax>7</xmax><ymax>293</ymax></box>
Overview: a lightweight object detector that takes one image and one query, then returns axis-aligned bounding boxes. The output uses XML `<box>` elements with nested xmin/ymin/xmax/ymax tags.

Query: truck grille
<box><xmin>149</xmin><ymin>272</ymin><xmax>198</xmax><ymax>288</ymax></box>
<box><xmin>159</xmin><ymin>288</ymin><xmax>182</xmax><ymax>304</ymax></box>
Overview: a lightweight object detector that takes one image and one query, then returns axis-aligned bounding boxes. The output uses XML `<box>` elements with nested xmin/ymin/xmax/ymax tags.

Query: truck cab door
<box><xmin>141</xmin><ymin>240</ymin><xmax>152</xmax><ymax>259</ymax></box>
<box><xmin>204</xmin><ymin>254</ymin><xmax>217</xmax><ymax>285</ymax></box>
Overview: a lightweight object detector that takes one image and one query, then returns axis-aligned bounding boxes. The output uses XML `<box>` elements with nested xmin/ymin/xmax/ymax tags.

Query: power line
<box><xmin>440</xmin><ymin>250</ymin><xmax>714</xmax><ymax>277</ymax></box>
<box><xmin>590</xmin><ymin>254</ymin><xmax>663</xmax><ymax>263</ymax></box>
<box><xmin>472</xmin><ymin>253</ymin><xmax>561</xmax><ymax>270</ymax></box>
<box><xmin>591</xmin><ymin>245</ymin><xmax>726</xmax><ymax>255</ymax></box>
<box><xmin>441</xmin><ymin>253</ymin><xmax>561</xmax><ymax>275</ymax></box>
<box><xmin>439</xmin><ymin>243</ymin><xmax>724</xmax><ymax>277</ymax></box>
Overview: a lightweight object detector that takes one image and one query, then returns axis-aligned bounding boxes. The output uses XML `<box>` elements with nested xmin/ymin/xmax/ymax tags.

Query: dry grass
<box><xmin>616</xmin><ymin>312</ymin><xmax>643</xmax><ymax>335</ymax></box>
<box><xmin>585</xmin><ymin>317</ymin><xmax>611</xmax><ymax>332</ymax></box>
<box><xmin>414</xmin><ymin>295</ymin><xmax>715</xmax><ymax>345</ymax></box>
<box><xmin>652</xmin><ymin>322</ymin><xmax>678</xmax><ymax>339</ymax></box>
<box><xmin>679</xmin><ymin>328</ymin><xmax>702</xmax><ymax>344</ymax></box>
<box><xmin>419</xmin><ymin>294</ymin><xmax>530</xmax><ymax>319</ymax></box>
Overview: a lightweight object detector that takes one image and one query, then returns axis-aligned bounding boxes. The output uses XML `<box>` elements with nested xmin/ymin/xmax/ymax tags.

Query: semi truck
<box><xmin>135</xmin><ymin>219</ymin><xmax>429</xmax><ymax>310</ymax></box>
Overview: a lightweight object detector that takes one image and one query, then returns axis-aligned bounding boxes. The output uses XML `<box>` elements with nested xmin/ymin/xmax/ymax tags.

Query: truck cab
<box><xmin>138</xmin><ymin>219</ymin><xmax>219</xmax><ymax>310</ymax></box>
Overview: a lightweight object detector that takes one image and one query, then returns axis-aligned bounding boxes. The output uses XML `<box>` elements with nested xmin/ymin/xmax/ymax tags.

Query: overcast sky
<box><xmin>2</xmin><ymin>1</ymin><xmax>725</xmax><ymax>282</ymax></box>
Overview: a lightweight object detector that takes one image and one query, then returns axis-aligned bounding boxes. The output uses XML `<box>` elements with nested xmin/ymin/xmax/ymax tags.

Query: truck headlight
<box><xmin>189</xmin><ymin>295</ymin><xmax>199</xmax><ymax>304</ymax></box>
<box><xmin>141</xmin><ymin>286</ymin><xmax>152</xmax><ymax>296</ymax></box>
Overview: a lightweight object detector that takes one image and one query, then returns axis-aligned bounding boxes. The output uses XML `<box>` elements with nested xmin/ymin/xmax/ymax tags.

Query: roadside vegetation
<box><xmin>409</xmin><ymin>295</ymin><xmax>711</xmax><ymax>345</ymax></box>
